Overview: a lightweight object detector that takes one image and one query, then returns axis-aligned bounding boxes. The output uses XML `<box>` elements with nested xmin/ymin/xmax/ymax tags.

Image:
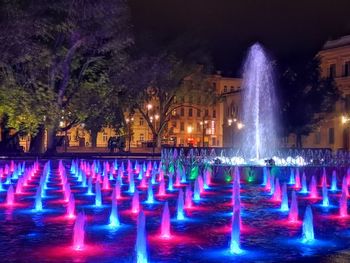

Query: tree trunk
<box><xmin>45</xmin><ymin>126</ymin><xmax>58</xmax><ymax>155</ymax></box>
<box><xmin>29</xmin><ymin>125</ymin><xmax>45</xmax><ymax>154</ymax></box>
<box><xmin>91</xmin><ymin>129</ymin><xmax>98</xmax><ymax>148</ymax></box>
<box><xmin>296</xmin><ymin>133</ymin><xmax>303</xmax><ymax>148</ymax></box>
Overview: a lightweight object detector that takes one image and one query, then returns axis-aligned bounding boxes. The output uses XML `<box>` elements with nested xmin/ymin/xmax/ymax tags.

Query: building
<box><xmin>288</xmin><ymin>35</ymin><xmax>350</xmax><ymax>150</ymax></box>
<box><xmin>18</xmin><ymin>73</ymin><xmax>242</xmax><ymax>151</ymax></box>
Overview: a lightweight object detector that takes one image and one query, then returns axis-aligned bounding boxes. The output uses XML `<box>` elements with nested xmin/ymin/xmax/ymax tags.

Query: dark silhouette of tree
<box><xmin>280</xmin><ymin>57</ymin><xmax>339</xmax><ymax>148</ymax></box>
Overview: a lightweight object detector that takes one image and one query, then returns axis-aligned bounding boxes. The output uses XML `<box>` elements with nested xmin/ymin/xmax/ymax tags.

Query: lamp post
<box><xmin>126</xmin><ymin>117</ymin><xmax>133</xmax><ymax>152</ymax></box>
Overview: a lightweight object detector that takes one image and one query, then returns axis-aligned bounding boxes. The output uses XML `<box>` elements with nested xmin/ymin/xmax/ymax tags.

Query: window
<box><xmin>329</xmin><ymin>128</ymin><xmax>335</xmax><ymax>144</ymax></box>
<box><xmin>180</xmin><ymin>107</ymin><xmax>184</xmax><ymax>116</ymax></box>
<box><xmin>188</xmin><ymin>108</ymin><xmax>193</xmax><ymax>117</ymax></box>
<box><xmin>180</xmin><ymin>96</ymin><xmax>185</xmax><ymax>103</ymax></box>
<box><xmin>197</xmin><ymin>122</ymin><xmax>201</xmax><ymax>132</ymax></box>
<box><xmin>197</xmin><ymin>96</ymin><xmax>201</xmax><ymax>104</ymax></box>
<box><xmin>173</xmin><ymin>96</ymin><xmax>177</xmax><ymax>103</ymax></box>
<box><xmin>180</xmin><ymin>122</ymin><xmax>185</xmax><ymax>131</ymax></box>
<box><xmin>344</xmin><ymin>61</ymin><xmax>350</xmax><ymax>77</ymax></box>
<box><xmin>230</xmin><ymin>86</ymin><xmax>234</xmax><ymax>92</ymax></box>
<box><xmin>139</xmin><ymin>133</ymin><xmax>144</xmax><ymax>142</ymax></box>
<box><xmin>139</xmin><ymin>117</ymin><xmax>144</xmax><ymax>126</ymax></box>
<box><xmin>103</xmin><ymin>133</ymin><xmax>108</xmax><ymax>142</ymax></box>
<box><xmin>329</xmin><ymin>64</ymin><xmax>336</xmax><ymax>78</ymax></box>
<box><xmin>314</xmin><ymin>131</ymin><xmax>321</xmax><ymax>144</ymax></box>
<box><xmin>223</xmin><ymin>86</ymin><xmax>227</xmax><ymax>93</ymax></box>
<box><xmin>212</xmin><ymin>82</ymin><xmax>217</xmax><ymax>91</ymax></box>
<box><xmin>212</xmin><ymin>137</ymin><xmax>216</xmax><ymax>146</ymax></box>
<box><xmin>188</xmin><ymin>95</ymin><xmax>193</xmax><ymax>104</ymax></box>
<box><xmin>197</xmin><ymin>109</ymin><xmax>201</xmax><ymax>117</ymax></box>
<box><xmin>205</xmin><ymin>109</ymin><xmax>209</xmax><ymax>117</ymax></box>
<box><xmin>213</xmin><ymin>109</ymin><xmax>216</xmax><ymax>118</ymax></box>
<box><xmin>172</xmin><ymin>121</ymin><xmax>177</xmax><ymax>128</ymax></box>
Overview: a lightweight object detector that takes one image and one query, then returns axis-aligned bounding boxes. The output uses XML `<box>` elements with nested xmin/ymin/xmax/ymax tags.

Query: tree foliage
<box><xmin>280</xmin><ymin>57</ymin><xmax>339</xmax><ymax>147</ymax></box>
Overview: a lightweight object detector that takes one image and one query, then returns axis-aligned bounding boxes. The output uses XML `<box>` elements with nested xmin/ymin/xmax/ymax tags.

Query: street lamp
<box><xmin>237</xmin><ymin>122</ymin><xmax>244</xmax><ymax>130</ymax></box>
<box><xmin>126</xmin><ymin>117</ymin><xmax>133</xmax><ymax>152</ymax></box>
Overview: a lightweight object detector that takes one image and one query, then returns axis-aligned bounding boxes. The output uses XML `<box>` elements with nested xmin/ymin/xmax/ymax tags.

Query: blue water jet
<box><xmin>146</xmin><ymin>182</ymin><xmax>154</xmax><ymax>204</ymax></box>
<box><xmin>109</xmin><ymin>198</ymin><xmax>120</xmax><ymax>228</ymax></box>
<box><xmin>193</xmin><ymin>177</ymin><xmax>200</xmax><ymax>201</ymax></box>
<box><xmin>135</xmin><ymin>210</ymin><xmax>148</xmax><ymax>263</ymax></box>
<box><xmin>230</xmin><ymin>209</ymin><xmax>242</xmax><ymax>254</ymax></box>
<box><xmin>302</xmin><ymin>205</ymin><xmax>314</xmax><ymax>243</ymax></box>
<box><xmin>95</xmin><ymin>181</ymin><xmax>102</xmax><ymax>207</ymax></box>
<box><xmin>177</xmin><ymin>188</ymin><xmax>185</xmax><ymax>220</ymax></box>
<box><xmin>331</xmin><ymin>171</ymin><xmax>337</xmax><ymax>191</ymax></box>
<box><xmin>280</xmin><ymin>183</ymin><xmax>289</xmax><ymax>211</ymax></box>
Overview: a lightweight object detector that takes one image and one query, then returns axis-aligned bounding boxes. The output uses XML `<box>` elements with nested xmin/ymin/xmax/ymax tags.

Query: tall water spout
<box><xmin>289</xmin><ymin>169</ymin><xmax>295</xmax><ymax>185</ymax></box>
<box><xmin>230</xmin><ymin>209</ymin><xmax>241</xmax><ymax>254</ymax></box>
<box><xmin>109</xmin><ymin>198</ymin><xmax>120</xmax><ymax>227</ymax></box>
<box><xmin>240</xmin><ymin>43</ymin><xmax>278</xmax><ymax>160</ymax></box>
<box><xmin>177</xmin><ymin>188</ymin><xmax>185</xmax><ymax>220</ymax></box>
<box><xmin>115</xmin><ymin>180</ymin><xmax>122</xmax><ymax>199</ymax></box>
<box><xmin>302</xmin><ymin>205</ymin><xmax>314</xmax><ymax>243</ymax></box>
<box><xmin>342</xmin><ymin>176</ymin><xmax>348</xmax><ymax>197</ymax></box>
<box><xmin>87</xmin><ymin>176</ymin><xmax>93</xmax><ymax>195</ymax></box>
<box><xmin>295</xmin><ymin>169</ymin><xmax>301</xmax><ymax>189</ymax></box>
<box><xmin>73</xmin><ymin>212</ymin><xmax>85</xmax><ymax>250</ymax></box>
<box><xmin>158</xmin><ymin>179</ymin><xmax>166</xmax><ymax>196</ymax></box>
<box><xmin>135</xmin><ymin>210</ymin><xmax>148</xmax><ymax>263</ymax></box>
<box><xmin>289</xmin><ymin>190</ymin><xmax>298</xmax><ymax>222</ymax></box>
<box><xmin>280</xmin><ymin>183</ymin><xmax>289</xmax><ymax>211</ymax></box>
<box><xmin>161</xmin><ymin>201</ymin><xmax>171</xmax><ymax>238</ymax></box>
<box><xmin>272</xmin><ymin>178</ymin><xmax>281</xmax><ymax>202</ymax></box>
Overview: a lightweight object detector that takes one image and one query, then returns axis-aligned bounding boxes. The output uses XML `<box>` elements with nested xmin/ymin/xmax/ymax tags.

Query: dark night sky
<box><xmin>129</xmin><ymin>0</ymin><xmax>350</xmax><ymax>76</ymax></box>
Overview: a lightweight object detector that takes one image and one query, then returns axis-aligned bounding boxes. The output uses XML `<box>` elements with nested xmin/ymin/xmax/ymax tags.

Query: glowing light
<box><xmin>302</xmin><ymin>205</ymin><xmax>314</xmax><ymax>243</ymax></box>
<box><xmin>161</xmin><ymin>202</ymin><xmax>171</xmax><ymax>239</ymax></box>
<box><xmin>73</xmin><ymin>212</ymin><xmax>85</xmax><ymax>251</ymax></box>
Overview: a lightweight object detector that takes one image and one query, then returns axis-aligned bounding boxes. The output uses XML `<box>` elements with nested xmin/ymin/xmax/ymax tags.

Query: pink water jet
<box><xmin>289</xmin><ymin>190</ymin><xmax>299</xmax><ymax>222</ymax></box>
<box><xmin>115</xmin><ymin>180</ymin><xmax>122</xmax><ymax>199</ymax></box>
<box><xmin>102</xmin><ymin>174</ymin><xmax>110</xmax><ymax>190</ymax></box>
<box><xmin>342</xmin><ymin>176</ymin><xmax>349</xmax><ymax>197</ymax></box>
<box><xmin>6</xmin><ymin>185</ymin><xmax>14</xmax><ymax>206</ymax></box>
<box><xmin>132</xmin><ymin>191</ymin><xmax>140</xmax><ymax>214</ymax></box>
<box><xmin>265</xmin><ymin>172</ymin><xmax>271</xmax><ymax>191</ymax></box>
<box><xmin>185</xmin><ymin>185</ymin><xmax>192</xmax><ymax>209</ymax></box>
<box><xmin>158</xmin><ymin>179</ymin><xmax>166</xmax><ymax>196</ymax></box>
<box><xmin>73</xmin><ymin>212</ymin><xmax>85</xmax><ymax>250</ymax></box>
<box><xmin>67</xmin><ymin>193</ymin><xmax>76</xmax><ymax>218</ymax></box>
<box><xmin>309</xmin><ymin>176</ymin><xmax>318</xmax><ymax>198</ymax></box>
<box><xmin>339</xmin><ymin>191</ymin><xmax>348</xmax><ymax>217</ymax></box>
<box><xmin>161</xmin><ymin>201</ymin><xmax>171</xmax><ymax>239</ymax></box>
<box><xmin>272</xmin><ymin>178</ymin><xmax>281</xmax><ymax>202</ymax></box>
<box><xmin>295</xmin><ymin>170</ymin><xmax>301</xmax><ymax>189</ymax></box>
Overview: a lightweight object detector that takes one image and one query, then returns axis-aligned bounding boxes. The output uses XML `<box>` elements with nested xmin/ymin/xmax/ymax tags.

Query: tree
<box><xmin>0</xmin><ymin>0</ymin><xmax>132</xmax><ymax>154</ymax></box>
<box><xmin>120</xmin><ymin>35</ymin><xmax>214</xmax><ymax>149</ymax></box>
<box><xmin>280</xmin><ymin>57</ymin><xmax>339</xmax><ymax>148</ymax></box>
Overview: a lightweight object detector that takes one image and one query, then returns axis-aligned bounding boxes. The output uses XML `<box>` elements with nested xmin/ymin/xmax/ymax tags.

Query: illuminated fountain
<box><xmin>185</xmin><ymin>185</ymin><xmax>192</xmax><ymax>209</ymax></box>
<box><xmin>280</xmin><ymin>183</ymin><xmax>289</xmax><ymax>211</ymax></box>
<box><xmin>177</xmin><ymin>188</ymin><xmax>185</xmax><ymax>220</ymax></box>
<box><xmin>135</xmin><ymin>210</ymin><xmax>148</xmax><ymax>263</ymax></box>
<box><xmin>73</xmin><ymin>212</ymin><xmax>85</xmax><ymax>250</ymax></box>
<box><xmin>146</xmin><ymin>182</ymin><xmax>154</xmax><ymax>204</ymax></box>
<box><xmin>87</xmin><ymin>176</ymin><xmax>93</xmax><ymax>195</ymax></box>
<box><xmin>322</xmin><ymin>183</ymin><xmax>329</xmax><ymax>207</ymax></box>
<box><xmin>331</xmin><ymin>172</ymin><xmax>337</xmax><ymax>191</ymax></box>
<box><xmin>295</xmin><ymin>170</ymin><xmax>301</xmax><ymax>189</ymax></box>
<box><xmin>158</xmin><ymin>179</ymin><xmax>166</xmax><ymax>196</ymax></box>
<box><xmin>109</xmin><ymin>198</ymin><xmax>120</xmax><ymax>227</ymax></box>
<box><xmin>341</xmin><ymin>177</ymin><xmax>348</xmax><ymax>196</ymax></box>
<box><xmin>193</xmin><ymin>177</ymin><xmax>200</xmax><ymax>201</ymax></box>
<box><xmin>230</xmin><ymin>209</ymin><xmax>242</xmax><ymax>254</ymax></box>
<box><xmin>309</xmin><ymin>176</ymin><xmax>318</xmax><ymax>198</ymax></box>
<box><xmin>302</xmin><ymin>205</ymin><xmax>314</xmax><ymax>243</ymax></box>
<box><xmin>272</xmin><ymin>178</ymin><xmax>281</xmax><ymax>202</ymax></box>
<box><xmin>115</xmin><ymin>180</ymin><xmax>122</xmax><ymax>199</ymax></box>
<box><xmin>67</xmin><ymin>193</ymin><xmax>75</xmax><ymax>218</ymax></box>
<box><xmin>240</xmin><ymin>43</ymin><xmax>278</xmax><ymax>162</ymax></box>
<box><xmin>129</xmin><ymin>173</ymin><xmax>135</xmax><ymax>193</ymax></box>
<box><xmin>6</xmin><ymin>185</ymin><xmax>14</xmax><ymax>205</ymax></box>
<box><xmin>339</xmin><ymin>191</ymin><xmax>347</xmax><ymax>217</ymax></box>
<box><xmin>289</xmin><ymin>190</ymin><xmax>299</xmax><ymax>222</ymax></box>
<box><xmin>35</xmin><ymin>187</ymin><xmax>43</xmax><ymax>211</ymax></box>
<box><xmin>168</xmin><ymin>173</ymin><xmax>174</xmax><ymax>191</ymax></box>
<box><xmin>289</xmin><ymin>169</ymin><xmax>295</xmax><ymax>185</ymax></box>
<box><xmin>161</xmin><ymin>201</ymin><xmax>171</xmax><ymax>238</ymax></box>
<box><xmin>300</xmin><ymin>173</ymin><xmax>308</xmax><ymax>193</ymax></box>
<box><xmin>132</xmin><ymin>191</ymin><xmax>140</xmax><ymax>214</ymax></box>
<box><xmin>95</xmin><ymin>181</ymin><xmax>102</xmax><ymax>207</ymax></box>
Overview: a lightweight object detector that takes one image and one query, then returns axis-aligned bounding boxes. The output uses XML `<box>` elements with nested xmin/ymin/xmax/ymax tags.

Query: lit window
<box><xmin>140</xmin><ymin>133</ymin><xmax>145</xmax><ymax>142</ymax></box>
<box><xmin>139</xmin><ymin>118</ymin><xmax>144</xmax><ymax>126</ymax></box>
<box><xmin>189</xmin><ymin>108</ymin><xmax>193</xmax><ymax>117</ymax></box>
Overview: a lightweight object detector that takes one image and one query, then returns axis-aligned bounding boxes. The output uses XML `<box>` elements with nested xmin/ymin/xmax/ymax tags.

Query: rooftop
<box><xmin>323</xmin><ymin>35</ymin><xmax>350</xmax><ymax>50</ymax></box>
